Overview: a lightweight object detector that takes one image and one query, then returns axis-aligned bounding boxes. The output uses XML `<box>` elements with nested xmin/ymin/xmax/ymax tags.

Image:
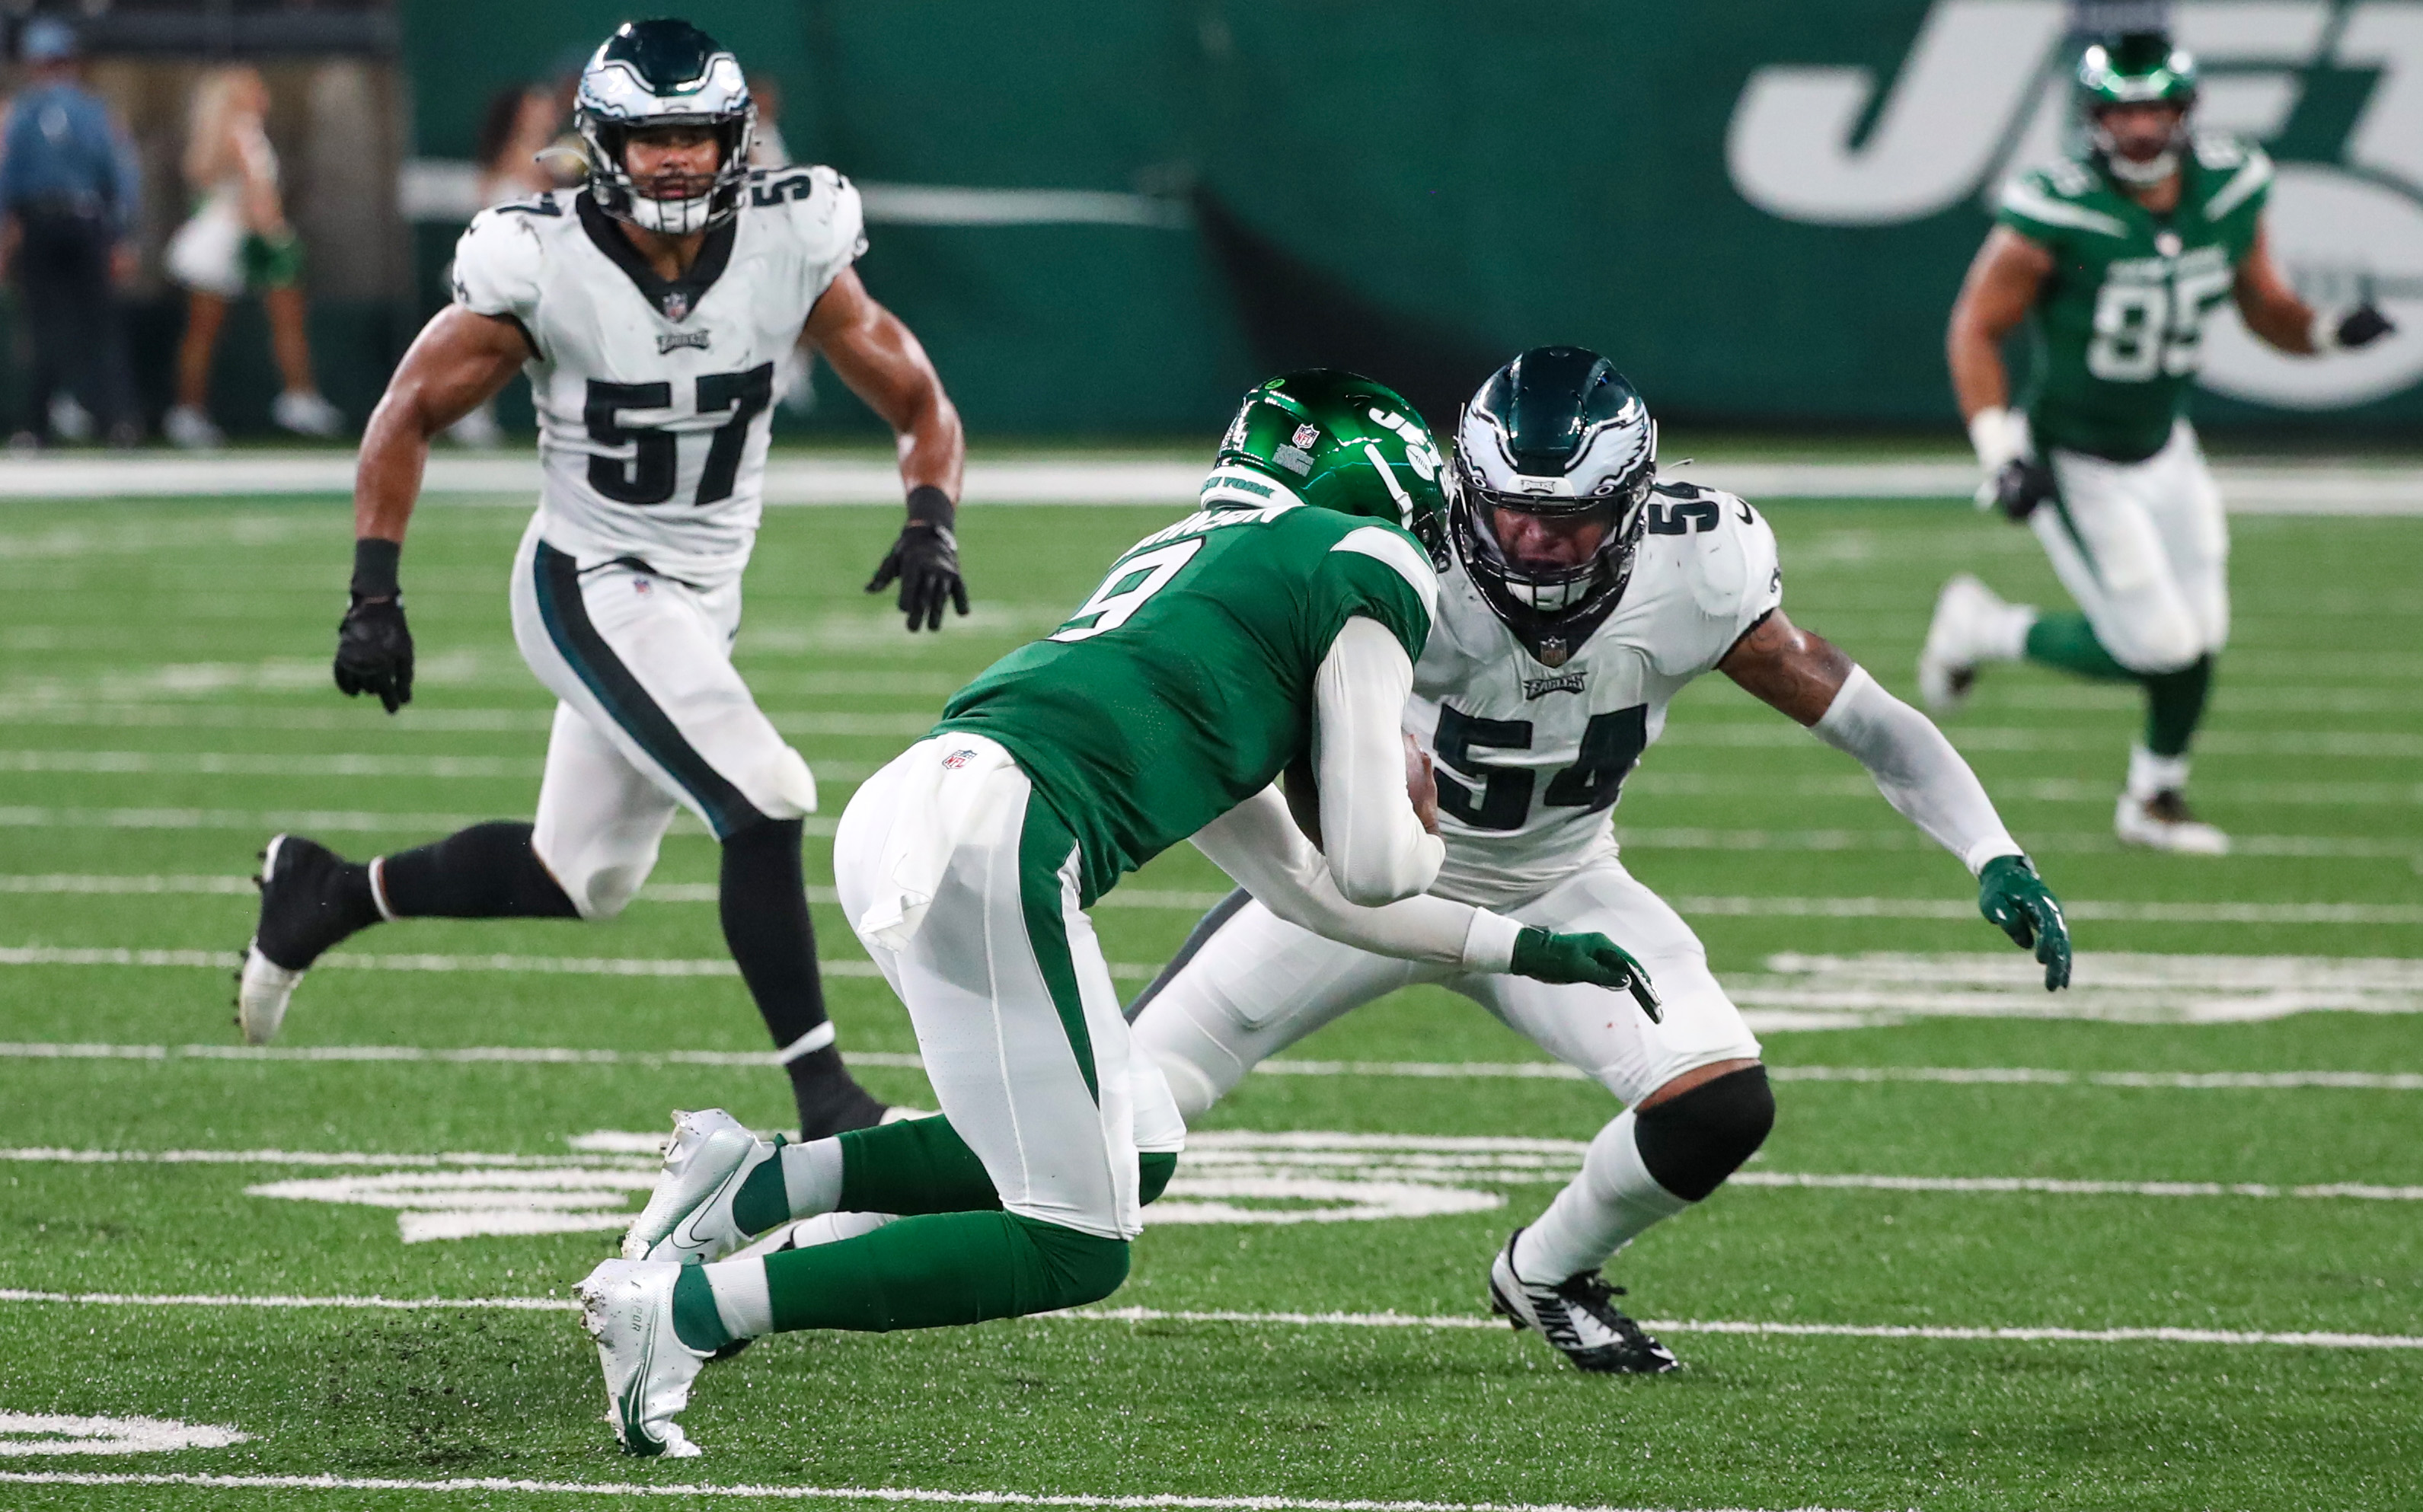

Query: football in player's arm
<box><xmin>581</xmin><ymin>372</ymin><xmax>1662</xmax><ymax>1457</ymax></box>
<box><xmin>238</xmin><ymin>19</ymin><xmax>968</xmax><ymax>1144</ymax></box>
<box><xmin>1128</xmin><ymin>348</ymin><xmax>2069</xmax><ymax>1376</ymax></box>
<box><xmin>1930</xmin><ymin>30</ymin><xmax>2393</xmax><ymax>854</ymax></box>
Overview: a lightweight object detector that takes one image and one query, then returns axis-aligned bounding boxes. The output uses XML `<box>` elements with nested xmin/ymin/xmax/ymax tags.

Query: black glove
<box><xmin>1978</xmin><ymin>853</ymin><xmax>2071</xmax><ymax>991</ymax></box>
<box><xmin>2337</xmin><ymin>305</ymin><xmax>2395</xmax><ymax>350</ymax></box>
<box><xmin>866</xmin><ymin>486</ymin><xmax>969</xmax><ymax>633</ymax></box>
<box><xmin>334</xmin><ymin>537</ymin><xmax>413</xmax><ymax>714</ymax></box>
<box><xmin>1987</xmin><ymin>457</ymin><xmax>2057</xmax><ymax>523</ymax></box>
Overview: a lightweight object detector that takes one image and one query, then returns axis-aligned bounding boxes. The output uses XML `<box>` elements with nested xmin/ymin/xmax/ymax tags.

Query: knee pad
<box><xmin>1633</xmin><ymin>1064</ymin><xmax>1774</xmax><ymax>1202</ymax></box>
<box><xmin>2108</xmin><ymin>609</ymin><xmax>2203</xmax><ymax>678</ymax></box>
<box><xmin>1148</xmin><ymin>1047</ymin><xmax>1227</xmax><ymax>1124</ymax></box>
<box><xmin>533</xmin><ymin>823</ymin><xmax>659</xmax><ymax>921</ymax></box>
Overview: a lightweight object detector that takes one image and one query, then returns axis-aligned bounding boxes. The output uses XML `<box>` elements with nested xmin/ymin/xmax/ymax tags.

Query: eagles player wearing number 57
<box><xmin>1927</xmin><ymin>32</ymin><xmax>2393</xmax><ymax>854</ymax></box>
<box><xmin>235</xmin><ymin>20</ymin><xmax>966</xmax><ymax>1136</ymax></box>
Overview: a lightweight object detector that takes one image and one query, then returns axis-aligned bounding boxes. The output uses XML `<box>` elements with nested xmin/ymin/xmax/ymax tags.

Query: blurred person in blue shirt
<box><xmin>0</xmin><ymin>18</ymin><xmax>141</xmax><ymax>446</ymax></box>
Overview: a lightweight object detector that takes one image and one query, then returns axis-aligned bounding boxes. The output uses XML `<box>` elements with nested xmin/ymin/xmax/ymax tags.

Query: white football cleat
<box><xmin>576</xmin><ymin>1258</ymin><xmax>708</xmax><ymax>1457</ymax></box>
<box><xmin>1917</xmin><ymin>573</ymin><xmax>2010</xmax><ymax>713</ymax></box>
<box><xmin>162</xmin><ymin>404</ymin><xmax>224</xmax><ymax>450</ymax></box>
<box><xmin>622</xmin><ymin>1109</ymin><xmax>774</xmax><ymax>1264</ymax></box>
<box><xmin>2115</xmin><ymin>790</ymin><xmax>2230</xmax><ymax>855</ymax></box>
<box><xmin>271</xmin><ymin>388</ymin><xmax>346</xmax><ymax>439</ymax></box>
<box><xmin>235</xmin><ymin>945</ymin><xmax>304</xmax><ymax>1047</ymax></box>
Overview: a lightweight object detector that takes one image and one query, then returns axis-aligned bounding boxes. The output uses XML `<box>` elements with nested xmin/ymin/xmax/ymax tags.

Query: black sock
<box><xmin>719</xmin><ymin>818</ymin><xmax>886</xmax><ymax>1137</ymax></box>
<box><xmin>379</xmin><ymin>821</ymin><xmax>579</xmax><ymax>919</ymax></box>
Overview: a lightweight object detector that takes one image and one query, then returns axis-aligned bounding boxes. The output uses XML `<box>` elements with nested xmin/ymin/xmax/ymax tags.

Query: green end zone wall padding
<box><xmin>381</xmin><ymin>0</ymin><xmax>2422</xmax><ymax>439</ymax></box>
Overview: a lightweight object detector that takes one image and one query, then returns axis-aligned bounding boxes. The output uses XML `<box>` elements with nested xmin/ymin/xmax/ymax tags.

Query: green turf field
<box><xmin>0</xmin><ymin>490</ymin><xmax>2416</xmax><ymax>1511</ymax></box>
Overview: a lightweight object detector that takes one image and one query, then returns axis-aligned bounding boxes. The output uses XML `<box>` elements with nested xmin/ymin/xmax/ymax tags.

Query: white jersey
<box><xmin>450</xmin><ymin>167</ymin><xmax>866</xmax><ymax>586</ymax></box>
<box><xmin>1412</xmin><ymin>481</ymin><xmax>1782</xmax><ymax>908</ymax></box>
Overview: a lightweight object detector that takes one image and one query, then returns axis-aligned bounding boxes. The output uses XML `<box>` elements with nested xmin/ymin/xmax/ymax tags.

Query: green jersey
<box><xmin>935</xmin><ymin>490</ymin><xmax>1438</xmax><ymax>903</ymax></box>
<box><xmin>1997</xmin><ymin>135</ymin><xmax>2272</xmax><ymax>461</ymax></box>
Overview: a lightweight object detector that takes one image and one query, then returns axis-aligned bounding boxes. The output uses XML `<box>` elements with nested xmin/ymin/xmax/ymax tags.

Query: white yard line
<box><xmin>0</xmin><ymin>1469</ymin><xmax>1845</xmax><ymax>1512</ymax></box>
<box><xmin>0</xmin><ymin>945</ymin><xmax>1151</xmax><ymax>981</ymax></box>
<box><xmin>0</xmin><ymin>1290</ymin><xmax>2416</xmax><ymax>1356</ymax></box>
<box><xmin>5</xmin><ymin>1144</ymin><xmax>2415</xmax><ymax>1200</ymax></box>
<box><xmin>0</xmin><ymin>805</ymin><xmax>823</xmax><ymax>837</ymax></box>
<box><xmin>0</xmin><ymin>1040</ymin><xmax>2412</xmax><ymax>1090</ymax></box>
<box><xmin>3</xmin><ymin>450</ymin><xmax>2415</xmax><ymax>512</ymax></box>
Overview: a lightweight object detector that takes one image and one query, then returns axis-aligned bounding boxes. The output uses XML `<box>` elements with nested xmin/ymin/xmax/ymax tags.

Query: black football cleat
<box><xmin>1487</xmin><ymin>1228</ymin><xmax>1680</xmax><ymax>1374</ymax></box>
<box><xmin>235</xmin><ymin>834</ymin><xmax>371</xmax><ymax>1045</ymax></box>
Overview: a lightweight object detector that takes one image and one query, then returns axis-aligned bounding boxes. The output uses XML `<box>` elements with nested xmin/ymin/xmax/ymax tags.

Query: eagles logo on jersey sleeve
<box><xmin>1413</xmin><ymin>479</ymin><xmax>1780</xmax><ymax>908</ymax></box>
<box><xmin>449</xmin><ymin>171</ymin><xmax>864</xmax><ymax>589</ymax></box>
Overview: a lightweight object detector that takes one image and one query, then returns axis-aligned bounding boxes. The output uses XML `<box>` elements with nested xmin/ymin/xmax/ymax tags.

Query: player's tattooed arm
<box><xmin>806</xmin><ymin>268</ymin><xmax>972</xmax><ymax>630</ymax></box>
<box><xmin>2234</xmin><ymin>221</ymin><xmax>2396</xmax><ymax>356</ymax></box>
<box><xmin>1717</xmin><ymin>608</ymin><xmax>1854</xmax><ymax>726</ymax></box>
<box><xmin>337</xmin><ymin>306</ymin><xmax>529</xmax><ymax>713</ymax></box>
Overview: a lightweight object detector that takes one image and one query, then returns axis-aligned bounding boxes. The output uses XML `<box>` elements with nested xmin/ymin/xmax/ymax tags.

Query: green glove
<box><xmin>1978</xmin><ymin>853</ymin><xmax>2071</xmax><ymax>991</ymax></box>
<box><xmin>1510</xmin><ymin>927</ymin><xmax>1662</xmax><ymax>1022</ymax></box>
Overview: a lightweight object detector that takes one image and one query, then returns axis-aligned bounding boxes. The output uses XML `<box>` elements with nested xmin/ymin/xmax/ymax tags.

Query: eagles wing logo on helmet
<box><xmin>576</xmin><ymin>18</ymin><xmax>756</xmax><ymax>237</ymax></box>
<box><xmin>1451</xmin><ymin>346</ymin><xmax>1658</xmax><ymax>661</ymax></box>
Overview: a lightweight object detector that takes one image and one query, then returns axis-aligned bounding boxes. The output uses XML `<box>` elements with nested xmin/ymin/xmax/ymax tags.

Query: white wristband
<box><xmin>1460</xmin><ymin>910</ymin><xmax>1524</xmax><ymax>974</ymax></box>
<box><xmin>1966</xmin><ymin>406</ymin><xmax>2022</xmax><ymax>474</ymax></box>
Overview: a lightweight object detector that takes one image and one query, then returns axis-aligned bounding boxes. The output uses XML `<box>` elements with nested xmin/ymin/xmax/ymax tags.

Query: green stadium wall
<box><xmin>397</xmin><ymin>0</ymin><xmax>2423</xmax><ymax>439</ymax></box>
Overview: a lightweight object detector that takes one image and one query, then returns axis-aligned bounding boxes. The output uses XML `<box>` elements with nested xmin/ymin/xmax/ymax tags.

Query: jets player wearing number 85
<box><xmin>1130</xmin><ymin>348</ymin><xmax>2072</xmax><ymax>1374</ymax></box>
<box><xmin>235</xmin><ymin>20</ymin><xmax>969</xmax><ymax>1137</ymax></box>
<box><xmin>1928</xmin><ymin>32</ymin><xmax>2394</xmax><ymax>854</ymax></box>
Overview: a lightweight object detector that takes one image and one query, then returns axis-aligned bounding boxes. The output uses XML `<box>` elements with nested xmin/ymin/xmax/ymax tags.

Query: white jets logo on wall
<box><xmin>1725</xmin><ymin>0</ymin><xmax>2423</xmax><ymax>410</ymax></box>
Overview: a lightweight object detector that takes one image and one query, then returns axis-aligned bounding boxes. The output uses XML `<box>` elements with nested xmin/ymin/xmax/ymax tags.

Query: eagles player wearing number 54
<box><xmin>1130</xmin><ymin>349</ymin><xmax>2071</xmax><ymax>1376</ymax></box>
<box><xmin>235</xmin><ymin>20</ymin><xmax>966</xmax><ymax>1136</ymax></box>
<box><xmin>1927</xmin><ymin>31</ymin><xmax>2393</xmax><ymax>854</ymax></box>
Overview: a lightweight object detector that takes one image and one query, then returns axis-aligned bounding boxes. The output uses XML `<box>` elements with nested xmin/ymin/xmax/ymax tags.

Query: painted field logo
<box><xmin>245</xmin><ymin>1131</ymin><xmax>1584</xmax><ymax>1242</ymax></box>
<box><xmin>1725</xmin><ymin>0</ymin><xmax>2423</xmax><ymax>407</ymax></box>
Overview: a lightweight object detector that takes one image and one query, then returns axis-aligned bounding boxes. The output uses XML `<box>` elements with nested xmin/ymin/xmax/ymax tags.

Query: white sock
<box><xmin>2127</xmin><ymin>744</ymin><xmax>2191</xmax><ymax>800</ymax></box>
<box><xmin>778</xmin><ymin>1138</ymin><xmax>844</xmax><ymax>1219</ymax></box>
<box><xmin>1982</xmin><ymin>601</ymin><xmax>2037</xmax><ymax>662</ymax></box>
<box><xmin>1512</xmin><ymin>1111</ymin><xmax>1692</xmax><ymax>1284</ymax></box>
<box><xmin>701</xmin><ymin>1257</ymin><xmax>773</xmax><ymax>1340</ymax></box>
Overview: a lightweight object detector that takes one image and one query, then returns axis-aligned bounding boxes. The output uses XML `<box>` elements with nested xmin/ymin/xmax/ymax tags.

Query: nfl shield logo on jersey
<box><xmin>942</xmin><ymin>748</ymin><xmax>977</xmax><ymax>770</ymax></box>
<box><xmin>662</xmin><ymin>290</ymin><xmax>691</xmax><ymax>321</ymax></box>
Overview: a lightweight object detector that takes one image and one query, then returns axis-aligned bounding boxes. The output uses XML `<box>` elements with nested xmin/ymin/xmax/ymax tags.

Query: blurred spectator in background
<box><xmin>0</xmin><ymin>18</ymin><xmax>141</xmax><ymax>448</ymax></box>
<box><xmin>442</xmin><ymin>82</ymin><xmax>566</xmax><ymax>448</ymax></box>
<box><xmin>163</xmin><ymin>65</ymin><xmax>344</xmax><ymax>447</ymax></box>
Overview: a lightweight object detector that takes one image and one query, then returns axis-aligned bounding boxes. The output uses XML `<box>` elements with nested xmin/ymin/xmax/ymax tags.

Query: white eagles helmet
<box><xmin>1450</xmin><ymin>346</ymin><xmax>1657</xmax><ymax>658</ymax></box>
<box><xmin>575</xmin><ymin>18</ymin><xmax>755</xmax><ymax>235</ymax></box>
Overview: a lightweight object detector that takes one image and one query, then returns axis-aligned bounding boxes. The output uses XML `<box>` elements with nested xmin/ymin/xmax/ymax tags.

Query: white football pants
<box><xmin>507</xmin><ymin>517</ymin><xmax>816</xmax><ymax>918</ymax></box>
<box><xmin>2037</xmin><ymin>420</ymin><xmax>2229</xmax><ymax>675</ymax></box>
<box><xmin>834</xmin><ymin>738</ymin><xmax>1185</xmax><ymax>1242</ymax></box>
<box><xmin>1130</xmin><ymin>854</ymin><xmax>1763</xmax><ymax>1119</ymax></box>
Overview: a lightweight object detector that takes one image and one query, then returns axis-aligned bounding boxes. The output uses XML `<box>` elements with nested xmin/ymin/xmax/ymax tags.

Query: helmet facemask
<box><xmin>576</xmin><ymin>21</ymin><xmax>755</xmax><ymax>236</ymax></box>
<box><xmin>1449</xmin><ymin>349</ymin><xmax>1657</xmax><ymax>658</ymax></box>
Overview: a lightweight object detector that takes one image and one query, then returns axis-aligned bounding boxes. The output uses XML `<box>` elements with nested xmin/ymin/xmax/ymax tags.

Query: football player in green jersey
<box><xmin>575</xmin><ymin>372</ymin><xmax>1662</xmax><ymax>1458</ymax></box>
<box><xmin>1922</xmin><ymin>30</ymin><xmax>2393</xmax><ymax>853</ymax></box>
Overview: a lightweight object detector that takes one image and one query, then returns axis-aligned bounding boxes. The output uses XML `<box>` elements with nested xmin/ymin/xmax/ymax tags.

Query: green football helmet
<box><xmin>1205</xmin><ymin>369</ymin><xmax>1450</xmax><ymax>564</ymax></box>
<box><xmin>2077</xmin><ymin>31</ymin><xmax>2197</xmax><ymax>187</ymax></box>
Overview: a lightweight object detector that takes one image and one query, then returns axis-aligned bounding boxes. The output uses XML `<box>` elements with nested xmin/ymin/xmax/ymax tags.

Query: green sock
<box><xmin>1139</xmin><ymin>1150</ymin><xmax>1176</xmax><ymax>1204</ymax></box>
<box><xmin>671</xmin><ymin>1263</ymin><xmax>729</xmax><ymax>1351</ymax></box>
<box><xmin>838</xmin><ymin>1115</ymin><xmax>1003</xmax><ymax>1215</ymax></box>
<box><xmin>2022</xmin><ymin>613</ymin><xmax>2134</xmax><ymax>681</ymax></box>
<box><xmin>730</xmin><ymin>1154</ymin><xmax>791</xmax><ymax>1236</ymax></box>
<box><xmin>2144</xmin><ymin>654</ymin><xmax>2213</xmax><ymax>758</ymax></box>
<box><xmin>761</xmin><ymin>1211</ymin><xmax>1129</xmax><ymax>1332</ymax></box>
